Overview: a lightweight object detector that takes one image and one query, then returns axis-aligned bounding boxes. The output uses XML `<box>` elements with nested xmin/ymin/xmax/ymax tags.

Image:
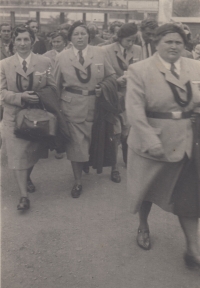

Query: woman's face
<box><xmin>120</xmin><ymin>34</ymin><xmax>137</xmax><ymax>49</ymax></box>
<box><xmin>156</xmin><ymin>32</ymin><xmax>184</xmax><ymax>63</ymax></box>
<box><xmin>14</xmin><ymin>31</ymin><xmax>33</xmax><ymax>57</ymax></box>
<box><xmin>71</xmin><ymin>26</ymin><xmax>89</xmax><ymax>50</ymax></box>
<box><xmin>52</xmin><ymin>35</ymin><xmax>65</xmax><ymax>52</ymax></box>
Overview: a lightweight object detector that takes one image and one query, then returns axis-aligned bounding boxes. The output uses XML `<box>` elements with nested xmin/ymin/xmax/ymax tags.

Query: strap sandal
<box><xmin>137</xmin><ymin>228</ymin><xmax>151</xmax><ymax>250</ymax></box>
<box><xmin>111</xmin><ymin>170</ymin><xmax>121</xmax><ymax>183</ymax></box>
<box><xmin>71</xmin><ymin>184</ymin><xmax>82</xmax><ymax>198</ymax></box>
<box><xmin>17</xmin><ymin>197</ymin><xmax>30</xmax><ymax>211</ymax></box>
<box><xmin>27</xmin><ymin>179</ymin><xmax>36</xmax><ymax>193</ymax></box>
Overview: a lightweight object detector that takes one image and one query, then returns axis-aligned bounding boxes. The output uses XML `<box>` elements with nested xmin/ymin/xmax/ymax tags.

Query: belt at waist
<box><xmin>146</xmin><ymin>110</ymin><xmax>193</xmax><ymax>120</ymax></box>
<box><xmin>65</xmin><ymin>87</ymin><xmax>95</xmax><ymax>96</ymax></box>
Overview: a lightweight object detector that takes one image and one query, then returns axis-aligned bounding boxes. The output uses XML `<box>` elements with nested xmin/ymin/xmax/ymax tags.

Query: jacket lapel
<box><xmin>69</xmin><ymin>47</ymin><xmax>87</xmax><ymax>74</ymax></box>
<box><xmin>26</xmin><ymin>52</ymin><xmax>37</xmax><ymax>76</ymax></box>
<box><xmin>154</xmin><ymin>53</ymin><xmax>186</xmax><ymax>91</ymax></box>
<box><xmin>83</xmin><ymin>46</ymin><xmax>94</xmax><ymax>69</ymax></box>
<box><xmin>13</xmin><ymin>53</ymin><xmax>28</xmax><ymax>79</ymax></box>
<box><xmin>114</xmin><ymin>43</ymin><xmax>127</xmax><ymax>65</ymax></box>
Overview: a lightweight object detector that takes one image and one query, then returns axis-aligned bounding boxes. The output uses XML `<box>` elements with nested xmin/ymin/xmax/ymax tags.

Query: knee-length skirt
<box><xmin>127</xmin><ymin>148</ymin><xmax>200</xmax><ymax>217</ymax></box>
<box><xmin>3</xmin><ymin>122</ymin><xmax>48</xmax><ymax>170</ymax></box>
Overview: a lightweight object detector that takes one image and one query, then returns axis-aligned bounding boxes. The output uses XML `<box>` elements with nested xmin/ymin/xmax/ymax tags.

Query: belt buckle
<box><xmin>82</xmin><ymin>90</ymin><xmax>89</xmax><ymax>96</ymax></box>
<box><xmin>171</xmin><ymin>111</ymin><xmax>182</xmax><ymax>120</ymax></box>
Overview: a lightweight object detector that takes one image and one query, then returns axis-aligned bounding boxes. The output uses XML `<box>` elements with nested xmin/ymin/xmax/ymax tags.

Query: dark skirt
<box><xmin>127</xmin><ymin>149</ymin><xmax>200</xmax><ymax>217</ymax></box>
<box><xmin>172</xmin><ymin>156</ymin><xmax>200</xmax><ymax>217</ymax></box>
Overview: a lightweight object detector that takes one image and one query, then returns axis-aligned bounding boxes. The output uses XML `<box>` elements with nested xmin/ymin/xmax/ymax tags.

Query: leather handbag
<box><xmin>14</xmin><ymin>106</ymin><xmax>57</xmax><ymax>141</ymax></box>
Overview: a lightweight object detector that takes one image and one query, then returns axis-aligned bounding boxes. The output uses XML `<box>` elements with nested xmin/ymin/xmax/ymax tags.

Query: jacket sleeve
<box><xmin>0</xmin><ymin>60</ymin><xmax>24</xmax><ymax>107</ymax></box>
<box><xmin>126</xmin><ymin>64</ymin><xmax>162</xmax><ymax>152</ymax></box>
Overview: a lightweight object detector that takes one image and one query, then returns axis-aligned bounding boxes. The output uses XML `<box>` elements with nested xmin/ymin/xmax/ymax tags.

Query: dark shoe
<box><xmin>71</xmin><ymin>184</ymin><xmax>82</xmax><ymax>198</ymax></box>
<box><xmin>137</xmin><ymin>229</ymin><xmax>151</xmax><ymax>250</ymax></box>
<box><xmin>17</xmin><ymin>197</ymin><xmax>30</xmax><ymax>211</ymax></box>
<box><xmin>82</xmin><ymin>162</ymin><xmax>90</xmax><ymax>174</ymax></box>
<box><xmin>184</xmin><ymin>252</ymin><xmax>200</xmax><ymax>269</ymax></box>
<box><xmin>55</xmin><ymin>152</ymin><xmax>65</xmax><ymax>159</ymax></box>
<box><xmin>27</xmin><ymin>179</ymin><xmax>36</xmax><ymax>193</ymax></box>
<box><xmin>111</xmin><ymin>170</ymin><xmax>121</xmax><ymax>183</ymax></box>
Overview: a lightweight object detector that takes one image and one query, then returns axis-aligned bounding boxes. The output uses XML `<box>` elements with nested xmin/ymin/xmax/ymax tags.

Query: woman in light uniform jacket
<box><xmin>0</xmin><ymin>26</ymin><xmax>56</xmax><ymax>211</ymax></box>
<box><xmin>54</xmin><ymin>21</ymin><xmax>116</xmax><ymax>198</ymax></box>
<box><xmin>126</xmin><ymin>23</ymin><xmax>200</xmax><ymax>268</ymax></box>
<box><xmin>103</xmin><ymin>23</ymin><xmax>142</xmax><ymax>179</ymax></box>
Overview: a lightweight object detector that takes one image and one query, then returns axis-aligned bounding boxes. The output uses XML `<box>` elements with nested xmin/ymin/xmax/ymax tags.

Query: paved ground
<box><xmin>1</xmin><ymin>142</ymin><xmax>200</xmax><ymax>288</ymax></box>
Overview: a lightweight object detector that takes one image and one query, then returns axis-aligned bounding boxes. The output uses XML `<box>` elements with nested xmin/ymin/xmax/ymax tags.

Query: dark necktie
<box><xmin>123</xmin><ymin>49</ymin><xmax>127</xmax><ymax>59</ymax></box>
<box><xmin>170</xmin><ymin>63</ymin><xmax>179</xmax><ymax>79</ymax></box>
<box><xmin>145</xmin><ymin>43</ymin><xmax>149</xmax><ymax>58</ymax></box>
<box><xmin>22</xmin><ymin>60</ymin><xmax>27</xmax><ymax>73</ymax></box>
<box><xmin>78</xmin><ymin>50</ymin><xmax>84</xmax><ymax>65</ymax></box>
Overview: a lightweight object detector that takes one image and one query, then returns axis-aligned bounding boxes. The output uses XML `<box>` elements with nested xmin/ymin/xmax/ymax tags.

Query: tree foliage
<box><xmin>173</xmin><ymin>0</ymin><xmax>200</xmax><ymax>17</ymax></box>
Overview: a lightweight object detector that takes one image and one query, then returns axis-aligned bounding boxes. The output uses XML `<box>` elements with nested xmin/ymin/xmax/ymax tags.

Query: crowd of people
<box><xmin>0</xmin><ymin>17</ymin><xmax>200</xmax><ymax>270</ymax></box>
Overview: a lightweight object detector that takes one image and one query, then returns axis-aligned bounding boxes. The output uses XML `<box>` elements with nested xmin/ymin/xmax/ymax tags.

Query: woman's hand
<box><xmin>117</xmin><ymin>76</ymin><xmax>126</xmax><ymax>87</ymax></box>
<box><xmin>148</xmin><ymin>144</ymin><xmax>165</xmax><ymax>158</ymax></box>
<box><xmin>21</xmin><ymin>91</ymin><xmax>39</xmax><ymax>104</ymax></box>
<box><xmin>95</xmin><ymin>85</ymin><xmax>102</xmax><ymax>97</ymax></box>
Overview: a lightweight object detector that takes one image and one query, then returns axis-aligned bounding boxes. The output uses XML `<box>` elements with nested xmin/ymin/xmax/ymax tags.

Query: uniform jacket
<box><xmin>89</xmin><ymin>36</ymin><xmax>105</xmax><ymax>46</ymax></box>
<box><xmin>0</xmin><ymin>52</ymin><xmax>57</xmax><ymax>125</ymax></box>
<box><xmin>126</xmin><ymin>52</ymin><xmax>200</xmax><ymax>162</ymax></box>
<box><xmin>0</xmin><ymin>39</ymin><xmax>12</xmax><ymax>60</ymax></box>
<box><xmin>103</xmin><ymin>42</ymin><xmax>142</xmax><ymax>79</ymax></box>
<box><xmin>43</xmin><ymin>49</ymin><xmax>58</xmax><ymax>67</ymax></box>
<box><xmin>54</xmin><ymin>45</ymin><xmax>115</xmax><ymax>124</ymax></box>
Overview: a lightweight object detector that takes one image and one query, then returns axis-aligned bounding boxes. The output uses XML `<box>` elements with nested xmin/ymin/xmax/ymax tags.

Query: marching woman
<box><xmin>0</xmin><ymin>25</ymin><xmax>57</xmax><ymax>211</ymax></box>
<box><xmin>126</xmin><ymin>23</ymin><xmax>200</xmax><ymax>268</ymax></box>
<box><xmin>104</xmin><ymin>23</ymin><xmax>142</xmax><ymax>174</ymax></box>
<box><xmin>54</xmin><ymin>20</ymin><xmax>116</xmax><ymax>198</ymax></box>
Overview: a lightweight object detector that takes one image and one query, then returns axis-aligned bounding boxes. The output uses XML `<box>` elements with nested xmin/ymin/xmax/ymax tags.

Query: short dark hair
<box><xmin>140</xmin><ymin>18</ymin><xmax>158</xmax><ymax>31</ymax></box>
<box><xmin>109</xmin><ymin>21</ymin><xmax>123</xmax><ymax>34</ymax></box>
<box><xmin>0</xmin><ymin>22</ymin><xmax>11</xmax><ymax>32</ymax></box>
<box><xmin>68</xmin><ymin>20</ymin><xmax>90</xmax><ymax>42</ymax></box>
<box><xmin>154</xmin><ymin>23</ymin><xmax>187</xmax><ymax>45</ymax></box>
<box><xmin>12</xmin><ymin>25</ymin><xmax>35</xmax><ymax>44</ymax></box>
<box><xmin>26</xmin><ymin>19</ymin><xmax>38</xmax><ymax>27</ymax></box>
<box><xmin>51</xmin><ymin>31</ymin><xmax>67</xmax><ymax>43</ymax></box>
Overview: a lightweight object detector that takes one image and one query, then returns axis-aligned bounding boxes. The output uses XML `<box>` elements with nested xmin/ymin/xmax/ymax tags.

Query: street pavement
<box><xmin>1</xmin><ymin>142</ymin><xmax>200</xmax><ymax>288</ymax></box>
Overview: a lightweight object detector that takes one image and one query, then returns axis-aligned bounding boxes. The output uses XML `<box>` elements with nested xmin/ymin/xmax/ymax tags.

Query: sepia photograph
<box><xmin>0</xmin><ymin>0</ymin><xmax>200</xmax><ymax>287</ymax></box>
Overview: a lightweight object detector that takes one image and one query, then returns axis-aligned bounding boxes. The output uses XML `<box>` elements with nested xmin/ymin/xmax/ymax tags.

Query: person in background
<box><xmin>54</xmin><ymin>20</ymin><xmax>116</xmax><ymax>198</ymax></box>
<box><xmin>45</xmin><ymin>31</ymin><xmax>53</xmax><ymax>51</ymax></box>
<box><xmin>44</xmin><ymin>30</ymin><xmax>68</xmax><ymax>159</ymax></box>
<box><xmin>103</xmin><ymin>23</ymin><xmax>142</xmax><ymax>175</ymax></box>
<box><xmin>0</xmin><ymin>25</ymin><xmax>56</xmax><ymax>211</ymax></box>
<box><xmin>58</xmin><ymin>23</ymin><xmax>71</xmax><ymax>37</ymax></box>
<box><xmin>87</xmin><ymin>22</ymin><xmax>105</xmax><ymax>46</ymax></box>
<box><xmin>98</xmin><ymin>21</ymin><xmax>123</xmax><ymax>47</ymax></box>
<box><xmin>126</xmin><ymin>23</ymin><xmax>200</xmax><ymax>268</ymax></box>
<box><xmin>138</xmin><ymin>18</ymin><xmax>158</xmax><ymax>59</ymax></box>
<box><xmin>193</xmin><ymin>44</ymin><xmax>200</xmax><ymax>60</ymax></box>
<box><xmin>44</xmin><ymin>31</ymin><xmax>67</xmax><ymax>66</ymax></box>
<box><xmin>0</xmin><ymin>23</ymin><xmax>12</xmax><ymax>60</ymax></box>
<box><xmin>26</xmin><ymin>19</ymin><xmax>47</xmax><ymax>54</ymax></box>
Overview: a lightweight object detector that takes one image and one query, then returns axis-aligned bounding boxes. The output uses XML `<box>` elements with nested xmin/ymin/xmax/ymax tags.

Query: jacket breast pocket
<box><xmin>60</xmin><ymin>93</ymin><xmax>88</xmax><ymax>123</ymax></box>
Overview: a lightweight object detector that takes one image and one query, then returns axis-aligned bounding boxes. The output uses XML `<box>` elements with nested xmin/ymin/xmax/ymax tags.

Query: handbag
<box><xmin>14</xmin><ymin>105</ymin><xmax>57</xmax><ymax>141</ymax></box>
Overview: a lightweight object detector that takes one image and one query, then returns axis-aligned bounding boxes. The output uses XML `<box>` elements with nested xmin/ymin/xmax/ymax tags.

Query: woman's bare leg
<box><xmin>71</xmin><ymin>161</ymin><xmax>83</xmax><ymax>185</ymax></box>
<box><xmin>178</xmin><ymin>216</ymin><xmax>200</xmax><ymax>256</ymax></box>
<box><xmin>14</xmin><ymin>169</ymin><xmax>28</xmax><ymax>198</ymax></box>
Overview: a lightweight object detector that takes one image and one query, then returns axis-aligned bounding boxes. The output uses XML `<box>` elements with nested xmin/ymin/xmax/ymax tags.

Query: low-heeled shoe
<box><xmin>17</xmin><ymin>197</ymin><xmax>30</xmax><ymax>211</ymax></box>
<box><xmin>71</xmin><ymin>184</ymin><xmax>82</xmax><ymax>198</ymax></box>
